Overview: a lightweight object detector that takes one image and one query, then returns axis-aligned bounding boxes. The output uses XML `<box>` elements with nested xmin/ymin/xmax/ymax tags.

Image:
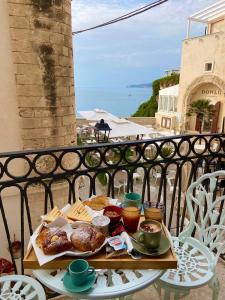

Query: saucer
<box><xmin>63</xmin><ymin>271</ymin><xmax>96</xmax><ymax>293</ymax></box>
<box><xmin>132</xmin><ymin>233</ymin><xmax>170</xmax><ymax>256</ymax></box>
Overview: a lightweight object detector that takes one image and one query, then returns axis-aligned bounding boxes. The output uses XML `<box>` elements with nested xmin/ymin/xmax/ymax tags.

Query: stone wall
<box><xmin>8</xmin><ymin>0</ymin><xmax>76</xmax><ymax>149</ymax></box>
<box><xmin>178</xmin><ymin>30</ymin><xmax>225</xmax><ymax>131</ymax></box>
<box><xmin>126</xmin><ymin>117</ymin><xmax>155</xmax><ymax>127</ymax></box>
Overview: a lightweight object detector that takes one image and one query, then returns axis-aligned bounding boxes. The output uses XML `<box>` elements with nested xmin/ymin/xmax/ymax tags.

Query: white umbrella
<box><xmin>103</xmin><ymin>119</ymin><xmax>156</xmax><ymax>138</ymax></box>
<box><xmin>78</xmin><ymin>109</ymin><xmax>119</xmax><ymax>122</ymax></box>
<box><xmin>82</xmin><ymin>109</ymin><xmax>156</xmax><ymax>138</ymax></box>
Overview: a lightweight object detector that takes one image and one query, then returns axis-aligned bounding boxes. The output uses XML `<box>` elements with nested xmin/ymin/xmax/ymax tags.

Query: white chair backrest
<box><xmin>167</xmin><ymin>177</ymin><xmax>173</xmax><ymax>188</ymax></box>
<box><xmin>180</xmin><ymin>170</ymin><xmax>225</xmax><ymax>264</ymax></box>
<box><xmin>137</xmin><ymin>167</ymin><xmax>144</xmax><ymax>177</ymax></box>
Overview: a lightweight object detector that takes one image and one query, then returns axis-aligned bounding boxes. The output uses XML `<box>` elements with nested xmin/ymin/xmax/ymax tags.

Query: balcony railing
<box><xmin>0</xmin><ymin>133</ymin><xmax>225</xmax><ymax>274</ymax></box>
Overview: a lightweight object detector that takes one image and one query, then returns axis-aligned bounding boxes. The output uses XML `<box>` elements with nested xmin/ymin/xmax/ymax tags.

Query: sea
<box><xmin>75</xmin><ymin>85</ymin><xmax>151</xmax><ymax>117</ymax></box>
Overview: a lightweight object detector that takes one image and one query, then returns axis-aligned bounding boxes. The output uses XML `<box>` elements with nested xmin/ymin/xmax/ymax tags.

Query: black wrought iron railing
<box><xmin>0</xmin><ymin>133</ymin><xmax>225</xmax><ymax>274</ymax></box>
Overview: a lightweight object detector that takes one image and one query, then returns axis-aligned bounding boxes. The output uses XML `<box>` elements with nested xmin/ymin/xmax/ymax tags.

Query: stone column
<box><xmin>8</xmin><ymin>0</ymin><xmax>76</xmax><ymax>150</ymax></box>
<box><xmin>0</xmin><ymin>0</ymin><xmax>22</xmax><ymax>153</ymax></box>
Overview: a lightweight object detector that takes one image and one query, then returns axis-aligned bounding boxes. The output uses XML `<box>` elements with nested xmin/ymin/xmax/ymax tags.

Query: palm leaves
<box><xmin>186</xmin><ymin>99</ymin><xmax>215</xmax><ymax>134</ymax></box>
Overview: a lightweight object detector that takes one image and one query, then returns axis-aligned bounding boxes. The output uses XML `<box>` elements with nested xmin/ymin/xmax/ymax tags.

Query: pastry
<box><xmin>66</xmin><ymin>200</ymin><xmax>92</xmax><ymax>222</ymax></box>
<box><xmin>70</xmin><ymin>225</ymin><xmax>105</xmax><ymax>252</ymax></box>
<box><xmin>36</xmin><ymin>227</ymin><xmax>72</xmax><ymax>255</ymax></box>
<box><xmin>83</xmin><ymin>195</ymin><xmax>109</xmax><ymax>211</ymax></box>
<box><xmin>43</xmin><ymin>207</ymin><xmax>65</xmax><ymax>223</ymax></box>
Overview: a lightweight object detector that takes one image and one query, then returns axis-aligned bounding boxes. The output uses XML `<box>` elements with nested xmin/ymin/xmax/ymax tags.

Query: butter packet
<box><xmin>108</xmin><ymin>236</ymin><xmax>125</xmax><ymax>251</ymax></box>
<box><xmin>105</xmin><ymin>235</ymin><xmax>128</xmax><ymax>258</ymax></box>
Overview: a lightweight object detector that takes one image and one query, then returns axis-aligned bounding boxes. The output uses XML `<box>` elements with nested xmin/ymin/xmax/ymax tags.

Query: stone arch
<box><xmin>183</xmin><ymin>75</ymin><xmax>225</xmax><ymax>127</ymax></box>
<box><xmin>183</xmin><ymin>75</ymin><xmax>225</xmax><ymax>109</ymax></box>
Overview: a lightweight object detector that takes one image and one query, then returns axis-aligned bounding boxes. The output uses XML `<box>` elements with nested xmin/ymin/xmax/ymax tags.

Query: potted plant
<box><xmin>161</xmin><ymin>146</ymin><xmax>173</xmax><ymax>158</ymax></box>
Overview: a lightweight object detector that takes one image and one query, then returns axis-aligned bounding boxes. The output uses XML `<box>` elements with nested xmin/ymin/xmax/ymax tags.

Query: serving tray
<box><xmin>23</xmin><ymin>223</ymin><xmax>177</xmax><ymax>270</ymax></box>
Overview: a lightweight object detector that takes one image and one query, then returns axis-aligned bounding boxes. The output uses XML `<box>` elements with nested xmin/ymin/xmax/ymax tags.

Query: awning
<box><xmin>189</xmin><ymin>0</ymin><xmax>225</xmax><ymax>24</ymax></box>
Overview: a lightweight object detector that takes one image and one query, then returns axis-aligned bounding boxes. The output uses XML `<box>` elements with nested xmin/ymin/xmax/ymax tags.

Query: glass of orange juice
<box><xmin>121</xmin><ymin>203</ymin><xmax>141</xmax><ymax>233</ymax></box>
<box><xmin>143</xmin><ymin>202</ymin><xmax>165</xmax><ymax>223</ymax></box>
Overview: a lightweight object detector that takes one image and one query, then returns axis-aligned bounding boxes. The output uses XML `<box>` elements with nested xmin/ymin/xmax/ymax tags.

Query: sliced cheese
<box><xmin>66</xmin><ymin>200</ymin><xmax>92</xmax><ymax>222</ymax></box>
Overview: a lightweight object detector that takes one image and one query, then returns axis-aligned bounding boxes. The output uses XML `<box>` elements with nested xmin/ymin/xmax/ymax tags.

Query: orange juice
<box><xmin>122</xmin><ymin>206</ymin><xmax>140</xmax><ymax>233</ymax></box>
<box><xmin>143</xmin><ymin>202</ymin><xmax>165</xmax><ymax>223</ymax></box>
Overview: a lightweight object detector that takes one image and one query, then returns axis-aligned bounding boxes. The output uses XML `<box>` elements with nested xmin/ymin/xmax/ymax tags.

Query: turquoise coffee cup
<box><xmin>124</xmin><ymin>192</ymin><xmax>142</xmax><ymax>208</ymax></box>
<box><xmin>68</xmin><ymin>259</ymin><xmax>95</xmax><ymax>286</ymax></box>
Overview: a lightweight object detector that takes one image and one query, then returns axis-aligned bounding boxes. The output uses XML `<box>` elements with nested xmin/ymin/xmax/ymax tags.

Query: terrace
<box><xmin>0</xmin><ymin>133</ymin><xmax>225</xmax><ymax>299</ymax></box>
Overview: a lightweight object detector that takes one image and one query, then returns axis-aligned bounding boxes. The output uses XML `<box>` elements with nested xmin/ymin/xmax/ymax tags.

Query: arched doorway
<box><xmin>183</xmin><ymin>75</ymin><xmax>225</xmax><ymax>133</ymax></box>
<box><xmin>195</xmin><ymin>101</ymin><xmax>221</xmax><ymax>133</ymax></box>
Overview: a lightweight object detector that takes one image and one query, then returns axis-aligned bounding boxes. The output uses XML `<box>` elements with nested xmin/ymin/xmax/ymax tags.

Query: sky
<box><xmin>71</xmin><ymin>0</ymin><xmax>216</xmax><ymax>88</ymax></box>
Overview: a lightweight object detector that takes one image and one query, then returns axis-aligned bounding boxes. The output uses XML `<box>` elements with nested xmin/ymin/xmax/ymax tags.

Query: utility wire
<box><xmin>73</xmin><ymin>0</ymin><xmax>167</xmax><ymax>35</ymax></box>
<box><xmin>73</xmin><ymin>0</ymin><xmax>168</xmax><ymax>35</ymax></box>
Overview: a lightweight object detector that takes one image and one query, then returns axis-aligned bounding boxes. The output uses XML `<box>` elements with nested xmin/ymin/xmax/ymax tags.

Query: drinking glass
<box><xmin>143</xmin><ymin>202</ymin><xmax>165</xmax><ymax>223</ymax></box>
<box><xmin>121</xmin><ymin>203</ymin><xmax>141</xmax><ymax>233</ymax></box>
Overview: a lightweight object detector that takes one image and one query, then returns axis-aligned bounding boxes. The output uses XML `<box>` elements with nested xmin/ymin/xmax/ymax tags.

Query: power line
<box><xmin>72</xmin><ymin>0</ymin><xmax>168</xmax><ymax>35</ymax></box>
<box><xmin>73</xmin><ymin>0</ymin><xmax>167</xmax><ymax>35</ymax></box>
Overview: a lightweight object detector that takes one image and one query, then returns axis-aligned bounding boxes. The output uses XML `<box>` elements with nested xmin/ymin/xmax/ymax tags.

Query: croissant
<box><xmin>36</xmin><ymin>227</ymin><xmax>72</xmax><ymax>255</ymax></box>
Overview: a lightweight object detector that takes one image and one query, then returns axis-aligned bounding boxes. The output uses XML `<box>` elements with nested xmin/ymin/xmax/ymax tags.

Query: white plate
<box><xmin>31</xmin><ymin>221</ymin><xmax>107</xmax><ymax>266</ymax></box>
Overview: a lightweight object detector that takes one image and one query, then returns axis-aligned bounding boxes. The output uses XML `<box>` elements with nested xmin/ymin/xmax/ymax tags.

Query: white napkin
<box><xmin>120</xmin><ymin>231</ymin><xmax>134</xmax><ymax>253</ymax></box>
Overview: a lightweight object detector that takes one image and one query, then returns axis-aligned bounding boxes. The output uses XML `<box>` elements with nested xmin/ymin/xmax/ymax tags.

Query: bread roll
<box><xmin>70</xmin><ymin>225</ymin><xmax>105</xmax><ymax>252</ymax></box>
<box><xmin>83</xmin><ymin>196</ymin><xmax>109</xmax><ymax>211</ymax></box>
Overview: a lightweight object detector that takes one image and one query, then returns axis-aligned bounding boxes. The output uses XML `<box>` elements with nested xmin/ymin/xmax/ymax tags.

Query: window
<box><xmin>168</xmin><ymin>96</ymin><xmax>174</xmax><ymax>112</ymax></box>
<box><xmin>158</xmin><ymin>97</ymin><xmax>162</xmax><ymax>111</ymax></box>
<box><xmin>158</xmin><ymin>95</ymin><xmax>177</xmax><ymax>113</ymax></box>
<box><xmin>204</xmin><ymin>62</ymin><xmax>213</xmax><ymax>72</ymax></box>
<box><xmin>161</xmin><ymin>117</ymin><xmax>171</xmax><ymax>129</ymax></box>
<box><xmin>174</xmin><ymin>97</ymin><xmax>177</xmax><ymax>112</ymax></box>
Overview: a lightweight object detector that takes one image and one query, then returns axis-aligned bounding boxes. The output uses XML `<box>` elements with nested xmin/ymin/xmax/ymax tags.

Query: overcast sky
<box><xmin>71</xmin><ymin>0</ymin><xmax>216</xmax><ymax>87</ymax></box>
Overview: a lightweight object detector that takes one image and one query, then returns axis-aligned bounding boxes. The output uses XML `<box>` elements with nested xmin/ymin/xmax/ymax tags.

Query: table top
<box><xmin>33</xmin><ymin>268</ymin><xmax>163</xmax><ymax>299</ymax></box>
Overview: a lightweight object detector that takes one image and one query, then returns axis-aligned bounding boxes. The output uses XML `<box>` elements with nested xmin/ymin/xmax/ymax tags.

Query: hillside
<box><xmin>132</xmin><ymin>73</ymin><xmax>180</xmax><ymax>117</ymax></box>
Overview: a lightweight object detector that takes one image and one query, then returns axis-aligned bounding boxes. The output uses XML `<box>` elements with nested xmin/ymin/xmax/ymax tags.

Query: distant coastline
<box><xmin>127</xmin><ymin>83</ymin><xmax>152</xmax><ymax>88</ymax></box>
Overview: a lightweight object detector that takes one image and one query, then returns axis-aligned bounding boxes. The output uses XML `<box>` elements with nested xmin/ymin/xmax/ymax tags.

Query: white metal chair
<box><xmin>155</xmin><ymin>170</ymin><xmax>225</xmax><ymax>299</ymax></box>
<box><xmin>152</xmin><ymin>167</ymin><xmax>162</xmax><ymax>185</ymax></box>
<box><xmin>0</xmin><ymin>275</ymin><xmax>46</xmax><ymax>299</ymax></box>
<box><xmin>167</xmin><ymin>177</ymin><xmax>177</xmax><ymax>194</ymax></box>
<box><xmin>136</xmin><ymin>167</ymin><xmax>145</xmax><ymax>181</ymax></box>
<box><xmin>114</xmin><ymin>179</ymin><xmax>126</xmax><ymax>195</ymax></box>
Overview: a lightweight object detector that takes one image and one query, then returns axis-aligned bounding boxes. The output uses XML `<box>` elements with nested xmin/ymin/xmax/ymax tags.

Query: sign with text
<box><xmin>202</xmin><ymin>89</ymin><xmax>222</xmax><ymax>95</ymax></box>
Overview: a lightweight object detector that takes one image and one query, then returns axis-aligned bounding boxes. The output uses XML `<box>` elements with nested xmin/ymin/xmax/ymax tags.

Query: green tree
<box><xmin>133</xmin><ymin>73</ymin><xmax>179</xmax><ymax>117</ymax></box>
<box><xmin>186</xmin><ymin>99</ymin><xmax>215</xmax><ymax>134</ymax></box>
